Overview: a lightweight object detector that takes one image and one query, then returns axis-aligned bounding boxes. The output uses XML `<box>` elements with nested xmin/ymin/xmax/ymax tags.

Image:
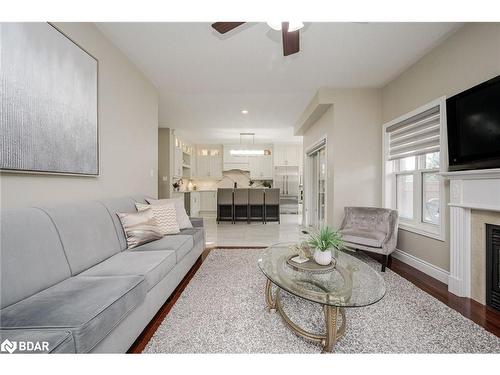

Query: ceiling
<box><xmin>96</xmin><ymin>22</ymin><xmax>461</xmax><ymax>144</ymax></box>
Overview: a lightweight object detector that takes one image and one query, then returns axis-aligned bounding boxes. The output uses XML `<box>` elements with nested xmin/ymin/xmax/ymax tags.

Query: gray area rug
<box><xmin>143</xmin><ymin>249</ymin><xmax>500</xmax><ymax>353</ymax></box>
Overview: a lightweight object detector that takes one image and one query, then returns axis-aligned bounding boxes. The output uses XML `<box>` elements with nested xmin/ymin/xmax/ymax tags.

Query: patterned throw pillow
<box><xmin>116</xmin><ymin>209</ymin><xmax>163</xmax><ymax>249</ymax></box>
<box><xmin>136</xmin><ymin>203</ymin><xmax>180</xmax><ymax>235</ymax></box>
<box><xmin>146</xmin><ymin>198</ymin><xmax>193</xmax><ymax>229</ymax></box>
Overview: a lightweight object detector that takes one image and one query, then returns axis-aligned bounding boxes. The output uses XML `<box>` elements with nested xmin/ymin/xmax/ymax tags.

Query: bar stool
<box><xmin>233</xmin><ymin>188</ymin><xmax>249</xmax><ymax>223</ymax></box>
<box><xmin>248</xmin><ymin>189</ymin><xmax>265</xmax><ymax>223</ymax></box>
<box><xmin>217</xmin><ymin>188</ymin><xmax>234</xmax><ymax>223</ymax></box>
<box><xmin>264</xmin><ymin>188</ymin><xmax>280</xmax><ymax>223</ymax></box>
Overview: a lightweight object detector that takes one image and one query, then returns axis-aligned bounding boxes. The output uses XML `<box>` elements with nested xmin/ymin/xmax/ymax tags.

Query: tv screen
<box><xmin>447</xmin><ymin>75</ymin><xmax>500</xmax><ymax>171</ymax></box>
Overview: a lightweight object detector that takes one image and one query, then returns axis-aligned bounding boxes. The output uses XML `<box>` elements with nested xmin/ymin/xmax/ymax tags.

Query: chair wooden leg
<box><xmin>381</xmin><ymin>254</ymin><xmax>388</xmax><ymax>272</ymax></box>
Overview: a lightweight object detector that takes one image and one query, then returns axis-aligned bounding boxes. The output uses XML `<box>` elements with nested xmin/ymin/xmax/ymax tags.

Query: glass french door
<box><xmin>308</xmin><ymin>145</ymin><xmax>327</xmax><ymax>228</ymax></box>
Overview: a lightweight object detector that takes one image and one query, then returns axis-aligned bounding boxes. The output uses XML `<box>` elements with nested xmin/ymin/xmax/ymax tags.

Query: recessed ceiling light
<box><xmin>241</xmin><ymin>110</ymin><xmax>249</xmax><ymax>114</ymax></box>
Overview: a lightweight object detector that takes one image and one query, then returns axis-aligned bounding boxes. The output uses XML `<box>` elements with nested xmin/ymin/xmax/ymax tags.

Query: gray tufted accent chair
<box><xmin>339</xmin><ymin>207</ymin><xmax>399</xmax><ymax>272</ymax></box>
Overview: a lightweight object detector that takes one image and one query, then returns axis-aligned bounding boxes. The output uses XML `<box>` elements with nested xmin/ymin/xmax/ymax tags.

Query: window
<box><xmin>422</xmin><ymin>172</ymin><xmax>439</xmax><ymax>225</ymax></box>
<box><xmin>383</xmin><ymin>99</ymin><xmax>446</xmax><ymax>241</ymax></box>
<box><xmin>396</xmin><ymin>174</ymin><xmax>413</xmax><ymax>219</ymax></box>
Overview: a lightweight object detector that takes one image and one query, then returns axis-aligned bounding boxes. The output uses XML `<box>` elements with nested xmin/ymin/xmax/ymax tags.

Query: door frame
<box><xmin>304</xmin><ymin>136</ymin><xmax>328</xmax><ymax>228</ymax></box>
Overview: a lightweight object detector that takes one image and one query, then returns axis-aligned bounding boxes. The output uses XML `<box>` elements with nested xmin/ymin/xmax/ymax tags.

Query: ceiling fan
<box><xmin>211</xmin><ymin>22</ymin><xmax>303</xmax><ymax>56</ymax></box>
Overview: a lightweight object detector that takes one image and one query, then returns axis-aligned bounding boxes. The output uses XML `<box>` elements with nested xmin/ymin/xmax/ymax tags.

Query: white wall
<box><xmin>381</xmin><ymin>23</ymin><xmax>500</xmax><ymax>271</ymax></box>
<box><xmin>302</xmin><ymin>88</ymin><xmax>382</xmax><ymax>227</ymax></box>
<box><xmin>0</xmin><ymin>23</ymin><xmax>159</xmax><ymax>208</ymax></box>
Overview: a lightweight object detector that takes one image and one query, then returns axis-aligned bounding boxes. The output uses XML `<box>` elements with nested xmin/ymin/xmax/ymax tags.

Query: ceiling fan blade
<box><xmin>211</xmin><ymin>22</ymin><xmax>246</xmax><ymax>34</ymax></box>
<box><xmin>281</xmin><ymin>22</ymin><xmax>300</xmax><ymax>56</ymax></box>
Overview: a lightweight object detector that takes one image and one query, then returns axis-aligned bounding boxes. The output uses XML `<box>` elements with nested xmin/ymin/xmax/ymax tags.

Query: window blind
<box><xmin>386</xmin><ymin>105</ymin><xmax>440</xmax><ymax>160</ymax></box>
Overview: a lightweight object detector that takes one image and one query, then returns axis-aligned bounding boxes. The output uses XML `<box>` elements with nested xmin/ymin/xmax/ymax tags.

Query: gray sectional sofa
<box><xmin>0</xmin><ymin>196</ymin><xmax>205</xmax><ymax>353</ymax></box>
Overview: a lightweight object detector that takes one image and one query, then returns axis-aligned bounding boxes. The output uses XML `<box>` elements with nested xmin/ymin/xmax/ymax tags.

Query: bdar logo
<box><xmin>1</xmin><ymin>339</ymin><xmax>17</xmax><ymax>354</ymax></box>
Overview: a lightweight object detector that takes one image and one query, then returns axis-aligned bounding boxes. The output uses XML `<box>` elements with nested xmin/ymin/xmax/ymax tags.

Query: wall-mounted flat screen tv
<box><xmin>447</xmin><ymin>75</ymin><xmax>500</xmax><ymax>171</ymax></box>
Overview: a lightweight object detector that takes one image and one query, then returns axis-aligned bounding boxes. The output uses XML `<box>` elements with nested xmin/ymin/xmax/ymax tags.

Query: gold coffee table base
<box><xmin>265</xmin><ymin>279</ymin><xmax>346</xmax><ymax>353</ymax></box>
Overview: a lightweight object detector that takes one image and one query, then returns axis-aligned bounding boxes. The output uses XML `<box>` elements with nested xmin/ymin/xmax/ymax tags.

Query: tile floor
<box><xmin>204</xmin><ymin>214</ymin><xmax>308</xmax><ymax>247</ymax></box>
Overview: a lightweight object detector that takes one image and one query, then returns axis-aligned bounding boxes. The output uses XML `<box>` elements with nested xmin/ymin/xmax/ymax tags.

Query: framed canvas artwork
<box><xmin>0</xmin><ymin>22</ymin><xmax>99</xmax><ymax>175</ymax></box>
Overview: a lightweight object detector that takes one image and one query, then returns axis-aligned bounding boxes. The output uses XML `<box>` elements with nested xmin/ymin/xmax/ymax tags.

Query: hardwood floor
<box><xmin>127</xmin><ymin>248</ymin><xmax>500</xmax><ymax>353</ymax></box>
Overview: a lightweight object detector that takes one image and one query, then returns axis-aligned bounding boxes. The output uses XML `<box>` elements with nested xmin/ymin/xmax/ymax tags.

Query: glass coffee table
<box><xmin>258</xmin><ymin>243</ymin><xmax>386</xmax><ymax>352</ymax></box>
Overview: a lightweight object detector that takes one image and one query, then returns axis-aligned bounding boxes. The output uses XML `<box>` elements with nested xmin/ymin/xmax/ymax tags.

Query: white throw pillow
<box><xmin>136</xmin><ymin>203</ymin><xmax>180</xmax><ymax>235</ymax></box>
<box><xmin>146</xmin><ymin>198</ymin><xmax>193</xmax><ymax>229</ymax></box>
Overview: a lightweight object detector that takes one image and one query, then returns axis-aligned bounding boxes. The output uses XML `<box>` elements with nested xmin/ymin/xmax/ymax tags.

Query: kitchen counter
<box><xmin>174</xmin><ymin>189</ymin><xmax>216</xmax><ymax>193</ymax></box>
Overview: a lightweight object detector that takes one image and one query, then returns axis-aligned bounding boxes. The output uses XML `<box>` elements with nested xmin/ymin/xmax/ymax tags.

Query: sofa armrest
<box><xmin>190</xmin><ymin>217</ymin><xmax>204</xmax><ymax>228</ymax></box>
<box><xmin>382</xmin><ymin>211</ymin><xmax>399</xmax><ymax>255</ymax></box>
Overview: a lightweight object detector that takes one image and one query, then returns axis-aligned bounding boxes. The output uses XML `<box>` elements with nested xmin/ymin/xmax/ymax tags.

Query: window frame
<box><xmin>382</xmin><ymin>97</ymin><xmax>447</xmax><ymax>241</ymax></box>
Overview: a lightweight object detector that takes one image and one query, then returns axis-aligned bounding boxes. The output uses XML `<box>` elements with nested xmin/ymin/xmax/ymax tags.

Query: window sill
<box><xmin>398</xmin><ymin>222</ymin><xmax>445</xmax><ymax>242</ymax></box>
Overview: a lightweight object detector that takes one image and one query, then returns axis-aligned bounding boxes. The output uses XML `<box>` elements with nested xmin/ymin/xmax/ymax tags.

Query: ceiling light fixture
<box><xmin>241</xmin><ymin>109</ymin><xmax>248</xmax><ymax>114</ymax></box>
<box><xmin>266</xmin><ymin>21</ymin><xmax>304</xmax><ymax>32</ymax></box>
<box><xmin>230</xmin><ymin>149</ymin><xmax>265</xmax><ymax>156</ymax></box>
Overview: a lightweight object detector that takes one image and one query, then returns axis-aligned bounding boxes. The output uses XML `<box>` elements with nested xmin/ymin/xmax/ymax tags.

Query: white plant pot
<box><xmin>313</xmin><ymin>249</ymin><xmax>332</xmax><ymax>266</ymax></box>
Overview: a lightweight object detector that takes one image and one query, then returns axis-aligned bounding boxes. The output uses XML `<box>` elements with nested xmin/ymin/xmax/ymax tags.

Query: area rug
<box><xmin>143</xmin><ymin>249</ymin><xmax>500</xmax><ymax>353</ymax></box>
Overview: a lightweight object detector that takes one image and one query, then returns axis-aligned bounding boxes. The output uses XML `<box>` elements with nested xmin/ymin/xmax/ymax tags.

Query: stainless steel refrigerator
<box><xmin>273</xmin><ymin>166</ymin><xmax>300</xmax><ymax>214</ymax></box>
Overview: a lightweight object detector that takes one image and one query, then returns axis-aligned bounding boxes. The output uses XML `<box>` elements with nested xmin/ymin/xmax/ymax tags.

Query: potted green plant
<box><xmin>307</xmin><ymin>226</ymin><xmax>345</xmax><ymax>265</ymax></box>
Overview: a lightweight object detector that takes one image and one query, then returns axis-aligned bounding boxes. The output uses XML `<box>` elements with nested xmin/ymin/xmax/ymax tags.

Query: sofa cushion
<box><xmin>136</xmin><ymin>203</ymin><xmax>180</xmax><ymax>235</ymax></box>
<box><xmin>40</xmin><ymin>202</ymin><xmax>122</xmax><ymax>274</ymax></box>
<box><xmin>343</xmin><ymin>208</ymin><xmax>390</xmax><ymax>233</ymax></box>
<box><xmin>116</xmin><ymin>209</ymin><xmax>164</xmax><ymax>249</ymax></box>
<box><xmin>340</xmin><ymin>228</ymin><xmax>387</xmax><ymax>248</ymax></box>
<box><xmin>0</xmin><ymin>275</ymin><xmax>146</xmax><ymax>353</ymax></box>
<box><xmin>133</xmin><ymin>234</ymin><xmax>194</xmax><ymax>262</ymax></box>
<box><xmin>99</xmin><ymin>197</ymin><xmax>139</xmax><ymax>250</ymax></box>
<box><xmin>146</xmin><ymin>198</ymin><xmax>193</xmax><ymax>229</ymax></box>
<box><xmin>79</xmin><ymin>250</ymin><xmax>176</xmax><ymax>291</ymax></box>
<box><xmin>0</xmin><ymin>208</ymin><xmax>72</xmax><ymax>309</ymax></box>
<box><xmin>0</xmin><ymin>329</ymin><xmax>75</xmax><ymax>353</ymax></box>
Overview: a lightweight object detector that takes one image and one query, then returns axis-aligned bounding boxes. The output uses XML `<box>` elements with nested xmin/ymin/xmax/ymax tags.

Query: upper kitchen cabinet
<box><xmin>273</xmin><ymin>144</ymin><xmax>302</xmax><ymax>167</ymax></box>
<box><xmin>249</xmin><ymin>154</ymin><xmax>273</xmax><ymax>180</ymax></box>
<box><xmin>196</xmin><ymin>146</ymin><xmax>222</xmax><ymax>179</ymax></box>
<box><xmin>173</xmin><ymin>138</ymin><xmax>183</xmax><ymax>179</ymax></box>
<box><xmin>173</xmin><ymin>135</ymin><xmax>194</xmax><ymax>179</ymax></box>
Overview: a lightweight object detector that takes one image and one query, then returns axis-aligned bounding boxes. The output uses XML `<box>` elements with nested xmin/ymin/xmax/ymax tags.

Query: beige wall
<box><xmin>381</xmin><ymin>23</ymin><xmax>500</xmax><ymax>271</ymax></box>
<box><xmin>303</xmin><ymin>89</ymin><xmax>382</xmax><ymax>227</ymax></box>
<box><xmin>0</xmin><ymin>23</ymin><xmax>159</xmax><ymax>208</ymax></box>
<box><xmin>158</xmin><ymin>128</ymin><xmax>172</xmax><ymax>199</ymax></box>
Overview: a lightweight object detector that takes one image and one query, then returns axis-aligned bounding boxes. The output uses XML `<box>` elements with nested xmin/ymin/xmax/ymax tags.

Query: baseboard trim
<box><xmin>392</xmin><ymin>249</ymin><xmax>450</xmax><ymax>285</ymax></box>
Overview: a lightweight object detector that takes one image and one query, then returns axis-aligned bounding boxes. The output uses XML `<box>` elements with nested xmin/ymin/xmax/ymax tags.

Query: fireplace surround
<box><xmin>441</xmin><ymin>168</ymin><xmax>500</xmax><ymax>300</ymax></box>
<box><xmin>486</xmin><ymin>224</ymin><xmax>500</xmax><ymax>311</ymax></box>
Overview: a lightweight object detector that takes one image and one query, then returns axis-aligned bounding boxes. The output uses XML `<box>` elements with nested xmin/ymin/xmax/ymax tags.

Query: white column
<box><xmin>448</xmin><ymin>206</ymin><xmax>471</xmax><ymax>297</ymax></box>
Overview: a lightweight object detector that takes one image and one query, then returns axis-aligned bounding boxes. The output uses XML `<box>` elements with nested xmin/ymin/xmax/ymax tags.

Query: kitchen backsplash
<box><xmin>178</xmin><ymin>170</ymin><xmax>271</xmax><ymax>191</ymax></box>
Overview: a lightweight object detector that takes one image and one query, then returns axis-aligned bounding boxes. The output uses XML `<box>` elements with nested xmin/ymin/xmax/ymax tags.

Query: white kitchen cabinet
<box><xmin>249</xmin><ymin>155</ymin><xmax>273</xmax><ymax>180</ymax></box>
<box><xmin>273</xmin><ymin>144</ymin><xmax>301</xmax><ymax>167</ymax></box>
<box><xmin>200</xmin><ymin>191</ymin><xmax>217</xmax><ymax>212</ymax></box>
<box><xmin>196</xmin><ymin>155</ymin><xmax>222</xmax><ymax>178</ymax></box>
<box><xmin>285</xmin><ymin>145</ymin><xmax>300</xmax><ymax>167</ymax></box>
<box><xmin>196</xmin><ymin>156</ymin><xmax>210</xmax><ymax>177</ymax></box>
<box><xmin>190</xmin><ymin>191</ymin><xmax>200</xmax><ymax>217</ymax></box>
<box><xmin>171</xmin><ymin>191</ymin><xmax>184</xmax><ymax>200</ymax></box>
<box><xmin>173</xmin><ymin>145</ymin><xmax>183</xmax><ymax>178</ymax></box>
<box><xmin>210</xmin><ymin>156</ymin><xmax>223</xmax><ymax>178</ymax></box>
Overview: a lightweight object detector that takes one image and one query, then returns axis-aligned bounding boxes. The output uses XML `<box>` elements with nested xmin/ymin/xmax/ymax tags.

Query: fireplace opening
<box><xmin>486</xmin><ymin>224</ymin><xmax>500</xmax><ymax>311</ymax></box>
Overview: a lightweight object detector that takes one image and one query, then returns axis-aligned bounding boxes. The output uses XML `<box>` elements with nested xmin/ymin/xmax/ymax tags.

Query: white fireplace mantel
<box><xmin>441</xmin><ymin>168</ymin><xmax>500</xmax><ymax>297</ymax></box>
